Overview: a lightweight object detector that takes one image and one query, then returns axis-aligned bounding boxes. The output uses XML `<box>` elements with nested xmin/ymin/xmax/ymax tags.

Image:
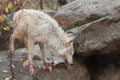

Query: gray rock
<box><xmin>0</xmin><ymin>45</ymin><xmax>90</xmax><ymax>80</ymax></box>
<box><xmin>84</xmin><ymin>54</ymin><xmax>120</xmax><ymax>80</ymax></box>
<box><xmin>54</xmin><ymin>0</ymin><xmax>120</xmax><ymax>55</ymax></box>
<box><xmin>54</xmin><ymin>0</ymin><xmax>120</xmax><ymax>29</ymax></box>
<box><xmin>68</xmin><ymin>15</ymin><xmax>120</xmax><ymax>55</ymax></box>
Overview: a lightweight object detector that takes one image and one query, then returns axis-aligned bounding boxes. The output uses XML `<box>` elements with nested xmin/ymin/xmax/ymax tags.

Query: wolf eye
<box><xmin>69</xmin><ymin>52</ymin><xmax>72</xmax><ymax>55</ymax></box>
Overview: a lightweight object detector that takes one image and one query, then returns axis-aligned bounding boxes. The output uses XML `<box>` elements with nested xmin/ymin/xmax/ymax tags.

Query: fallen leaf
<box><xmin>8</xmin><ymin>2</ymin><xmax>13</xmax><ymax>9</ymax></box>
<box><xmin>3</xmin><ymin>26</ymin><xmax>10</xmax><ymax>31</ymax></box>
<box><xmin>0</xmin><ymin>15</ymin><xmax>5</xmax><ymax>21</ymax></box>
<box><xmin>5</xmin><ymin>7</ymin><xmax>9</xmax><ymax>13</ymax></box>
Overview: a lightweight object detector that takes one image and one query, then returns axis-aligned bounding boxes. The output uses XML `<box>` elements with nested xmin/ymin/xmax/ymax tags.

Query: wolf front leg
<box><xmin>39</xmin><ymin>43</ymin><xmax>48</xmax><ymax>63</ymax></box>
<box><xmin>39</xmin><ymin>43</ymin><xmax>53</xmax><ymax>72</ymax></box>
<box><xmin>23</xmin><ymin>35</ymin><xmax>35</xmax><ymax>73</ymax></box>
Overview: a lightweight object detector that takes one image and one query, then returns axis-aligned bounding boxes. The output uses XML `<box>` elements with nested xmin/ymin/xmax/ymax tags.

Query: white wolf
<box><xmin>9</xmin><ymin>9</ymin><xmax>74</xmax><ymax>73</ymax></box>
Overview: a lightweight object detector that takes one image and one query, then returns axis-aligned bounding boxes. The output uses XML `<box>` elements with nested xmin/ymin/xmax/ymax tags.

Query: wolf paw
<box><xmin>42</xmin><ymin>61</ymin><xmax>54</xmax><ymax>72</ymax></box>
<box><xmin>23</xmin><ymin>60</ymin><xmax>35</xmax><ymax>74</ymax></box>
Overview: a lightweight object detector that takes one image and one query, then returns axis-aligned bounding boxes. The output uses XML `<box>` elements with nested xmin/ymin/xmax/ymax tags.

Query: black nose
<box><xmin>70</xmin><ymin>64</ymin><xmax>73</xmax><ymax>66</ymax></box>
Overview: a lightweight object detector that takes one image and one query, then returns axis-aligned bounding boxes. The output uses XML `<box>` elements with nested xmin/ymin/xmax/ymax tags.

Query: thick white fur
<box><xmin>12</xmin><ymin>9</ymin><xmax>74</xmax><ymax>65</ymax></box>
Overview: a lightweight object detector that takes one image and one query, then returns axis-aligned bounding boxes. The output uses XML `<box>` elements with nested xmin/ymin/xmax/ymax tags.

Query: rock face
<box><xmin>69</xmin><ymin>16</ymin><xmax>120</xmax><ymax>55</ymax></box>
<box><xmin>54</xmin><ymin>0</ymin><xmax>120</xmax><ymax>55</ymax></box>
<box><xmin>83</xmin><ymin>54</ymin><xmax>120</xmax><ymax>80</ymax></box>
<box><xmin>0</xmin><ymin>45</ymin><xmax>90</xmax><ymax>80</ymax></box>
<box><xmin>54</xmin><ymin>0</ymin><xmax>120</xmax><ymax>29</ymax></box>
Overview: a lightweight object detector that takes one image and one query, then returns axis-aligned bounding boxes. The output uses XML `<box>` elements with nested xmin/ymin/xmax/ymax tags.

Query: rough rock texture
<box><xmin>68</xmin><ymin>15</ymin><xmax>120</xmax><ymax>55</ymax></box>
<box><xmin>54</xmin><ymin>0</ymin><xmax>120</xmax><ymax>55</ymax></box>
<box><xmin>1</xmin><ymin>48</ymin><xmax>120</xmax><ymax>80</ymax></box>
<box><xmin>54</xmin><ymin>0</ymin><xmax>120</xmax><ymax>29</ymax></box>
<box><xmin>83</xmin><ymin>54</ymin><xmax>120</xmax><ymax>80</ymax></box>
<box><xmin>0</xmin><ymin>45</ymin><xmax>90</xmax><ymax>80</ymax></box>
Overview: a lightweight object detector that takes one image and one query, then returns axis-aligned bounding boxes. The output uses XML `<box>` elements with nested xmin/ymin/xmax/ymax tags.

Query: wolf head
<box><xmin>59</xmin><ymin>37</ymin><xmax>74</xmax><ymax>66</ymax></box>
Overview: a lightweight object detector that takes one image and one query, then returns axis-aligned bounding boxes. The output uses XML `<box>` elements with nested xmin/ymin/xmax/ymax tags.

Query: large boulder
<box><xmin>54</xmin><ymin>0</ymin><xmax>120</xmax><ymax>29</ymax></box>
<box><xmin>69</xmin><ymin>14</ymin><xmax>120</xmax><ymax>55</ymax></box>
<box><xmin>84</xmin><ymin>54</ymin><xmax>120</xmax><ymax>80</ymax></box>
<box><xmin>54</xmin><ymin>0</ymin><xmax>120</xmax><ymax>55</ymax></box>
<box><xmin>0</xmin><ymin>45</ymin><xmax>90</xmax><ymax>80</ymax></box>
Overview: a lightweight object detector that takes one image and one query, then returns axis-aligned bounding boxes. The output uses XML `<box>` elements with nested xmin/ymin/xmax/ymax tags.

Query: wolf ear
<box><xmin>66</xmin><ymin>37</ymin><xmax>74</xmax><ymax>44</ymax></box>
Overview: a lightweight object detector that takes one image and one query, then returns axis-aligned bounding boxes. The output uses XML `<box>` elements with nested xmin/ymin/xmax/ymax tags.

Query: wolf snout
<box><xmin>64</xmin><ymin>59</ymin><xmax>73</xmax><ymax>66</ymax></box>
